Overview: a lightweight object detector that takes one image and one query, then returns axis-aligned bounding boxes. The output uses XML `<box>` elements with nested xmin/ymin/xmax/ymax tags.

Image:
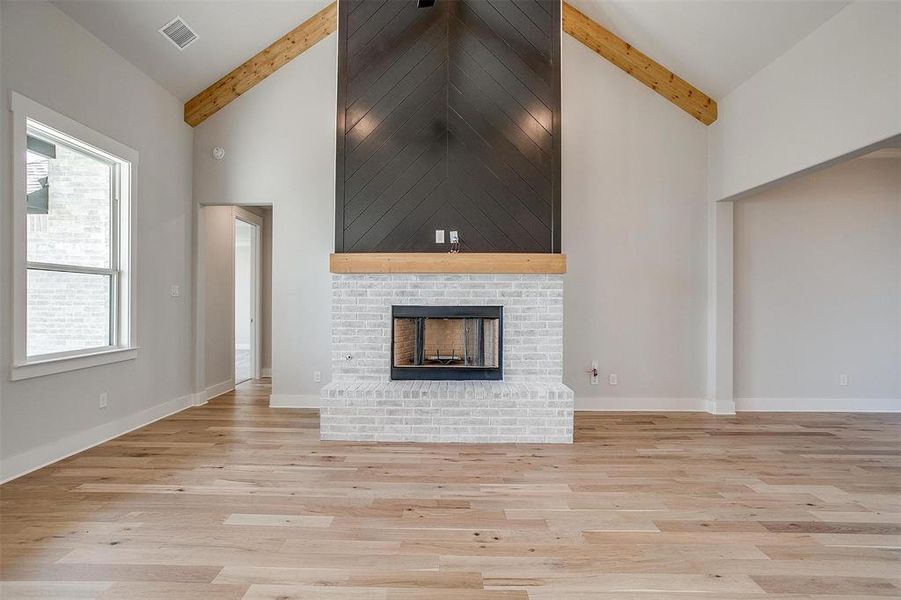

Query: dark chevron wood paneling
<box><xmin>335</xmin><ymin>0</ymin><xmax>561</xmax><ymax>253</ymax></box>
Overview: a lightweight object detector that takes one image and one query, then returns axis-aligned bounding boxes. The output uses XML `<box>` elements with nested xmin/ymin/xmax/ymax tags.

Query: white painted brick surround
<box><xmin>331</xmin><ymin>274</ymin><xmax>564</xmax><ymax>382</ymax></box>
<box><xmin>323</xmin><ymin>274</ymin><xmax>573</xmax><ymax>443</ymax></box>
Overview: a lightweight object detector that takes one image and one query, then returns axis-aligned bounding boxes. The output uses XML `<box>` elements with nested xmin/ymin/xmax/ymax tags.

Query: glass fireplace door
<box><xmin>391</xmin><ymin>306</ymin><xmax>502</xmax><ymax>380</ymax></box>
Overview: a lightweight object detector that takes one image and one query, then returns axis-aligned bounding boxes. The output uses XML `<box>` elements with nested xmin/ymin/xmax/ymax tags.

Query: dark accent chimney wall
<box><xmin>335</xmin><ymin>0</ymin><xmax>561</xmax><ymax>253</ymax></box>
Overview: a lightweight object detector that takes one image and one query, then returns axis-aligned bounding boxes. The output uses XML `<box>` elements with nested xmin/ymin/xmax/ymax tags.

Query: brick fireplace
<box><xmin>320</xmin><ymin>271</ymin><xmax>574</xmax><ymax>443</ymax></box>
<box><xmin>324</xmin><ymin>0</ymin><xmax>567</xmax><ymax>444</ymax></box>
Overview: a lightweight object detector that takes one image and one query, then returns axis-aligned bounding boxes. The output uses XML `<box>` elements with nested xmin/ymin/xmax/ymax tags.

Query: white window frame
<box><xmin>10</xmin><ymin>92</ymin><xmax>138</xmax><ymax>380</ymax></box>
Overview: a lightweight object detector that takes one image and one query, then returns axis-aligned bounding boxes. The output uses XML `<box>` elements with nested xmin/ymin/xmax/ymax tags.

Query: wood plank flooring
<box><xmin>2</xmin><ymin>380</ymin><xmax>900</xmax><ymax>599</ymax></box>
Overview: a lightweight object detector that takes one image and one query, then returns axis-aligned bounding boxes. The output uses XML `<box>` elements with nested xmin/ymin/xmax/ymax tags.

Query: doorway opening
<box><xmin>234</xmin><ymin>209</ymin><xmax>261</xmax><ymax>384</ymax></box>
<box><xmin>199</xmin><ymin>204</ymin><xmax>272</xmax><ymax>400</ymax></box>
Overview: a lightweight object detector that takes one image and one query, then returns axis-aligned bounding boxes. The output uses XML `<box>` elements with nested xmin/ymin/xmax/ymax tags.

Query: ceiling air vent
<box><xmin>159</xmin><ymin>16</ymin><xmax>198</xmax><ymax>50</ymax></box>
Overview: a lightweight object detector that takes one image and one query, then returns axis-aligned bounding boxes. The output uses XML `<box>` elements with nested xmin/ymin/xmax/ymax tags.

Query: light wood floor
<box><xmin>2</xmin><ymin>380</ymin><xmax>900</xmax><ymax>599</ymax></box>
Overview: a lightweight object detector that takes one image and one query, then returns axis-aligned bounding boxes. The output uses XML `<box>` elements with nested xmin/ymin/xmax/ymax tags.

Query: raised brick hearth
<box><xmin>320</xmin><ymin>381</ymin><xmax>573</xmax><ymax>443</ymax></box>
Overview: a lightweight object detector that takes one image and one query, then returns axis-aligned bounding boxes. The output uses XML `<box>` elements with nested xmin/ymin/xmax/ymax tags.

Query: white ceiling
<box><xmin>568</xmin><ymin>0</ymin><xmax>849</xmax><ymax>98</ymax></box>
<box><xmin>53</xmin><ymin>0</ymin><xmax>331</xmax><ymax>101</ymax></box>
<box><xmin>54</xmin><ymin>0</ymin><xmax>849</xmax><ymax>103</ymax></box>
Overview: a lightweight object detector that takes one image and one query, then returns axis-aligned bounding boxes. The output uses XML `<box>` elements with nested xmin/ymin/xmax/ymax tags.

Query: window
<box><xmin>11</xmin><ymin>93</ymin><xmax>137</xmax><ymax>380</ymax></box>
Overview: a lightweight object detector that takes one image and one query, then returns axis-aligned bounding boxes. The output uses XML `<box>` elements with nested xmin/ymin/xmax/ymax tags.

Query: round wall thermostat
<box><xmin>212</xmin><ymin>146</ymin><xmax>226</xmax><ymax>160</ymax></box>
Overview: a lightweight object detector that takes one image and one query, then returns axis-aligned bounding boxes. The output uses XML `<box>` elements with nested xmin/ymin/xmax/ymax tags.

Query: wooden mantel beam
<box><xmin>562</xmin><ymin>2</ymin><xmax>717</xmax><ymax>125</ymax></box>
<box><xmin>184</xmin><ymin>2</ymin><xmax>337</xmax><ymax>127</ymax></box>
<box><xmin>184</xmin><ymin>1</ymin><xmax>715</xmax><ymax>127</ymax></box>
<box><xmin>330</xmin><ymin>253</ymin><xmax>567</xmax><ymax>274</ymax></box>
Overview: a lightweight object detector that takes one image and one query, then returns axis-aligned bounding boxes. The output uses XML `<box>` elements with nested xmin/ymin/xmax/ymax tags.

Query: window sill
<box><xmin>10</xmin><ymin>347</ymin><xmax>138</xmax><ymax>381</ymax></box>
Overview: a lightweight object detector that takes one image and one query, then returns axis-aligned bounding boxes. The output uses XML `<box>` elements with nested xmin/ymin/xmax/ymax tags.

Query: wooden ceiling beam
<box><xmin>184</xmin><ymin>2</ymin><xmax>337</xmax><ymax>127</ymax></box>
<box><xmin>562</xmin><ymin>2</ymin><xmax>717</xmax><ymax>125</ymax></box>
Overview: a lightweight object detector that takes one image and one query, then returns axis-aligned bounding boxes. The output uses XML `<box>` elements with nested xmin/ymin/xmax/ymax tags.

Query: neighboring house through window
<box><xmin>10</xmin><ymin>93</ymin><xmax>137</xmax><ymax>380</ymax></box>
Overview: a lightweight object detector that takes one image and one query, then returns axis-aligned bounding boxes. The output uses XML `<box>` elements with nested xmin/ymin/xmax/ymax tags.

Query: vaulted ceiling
<box><xmin>52</xmin><ymin>0</ymin><xmax>331</xmax><ymax>101</ymax></box>
<box><xmin>567</xmin><ymin>0</ymin><xmax>849</xmax><ymax>98</ymax></box>
<box><xmin>54</xmin><ymin>0</ymin><xmax>849</xmax><ymax>103</ymax></box>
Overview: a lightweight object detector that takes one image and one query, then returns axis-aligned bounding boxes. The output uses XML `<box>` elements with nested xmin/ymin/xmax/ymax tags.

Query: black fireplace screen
<box><xmin>391</xmin><ymin>306</ymin><xmax>502</xmax><ymax>381</ymax></box>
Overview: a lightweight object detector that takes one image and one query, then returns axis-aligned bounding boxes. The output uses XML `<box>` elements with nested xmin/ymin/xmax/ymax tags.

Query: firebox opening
<box><xmin>391</xmin><ymin>306</ymin><xmax>502</xmax><ymax>381</ymax></box>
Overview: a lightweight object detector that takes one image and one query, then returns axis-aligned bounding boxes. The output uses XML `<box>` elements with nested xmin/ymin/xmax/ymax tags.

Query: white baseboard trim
<box><xmin>575</xmin><ymin>396</ymin><xmax>900</xmax><ymax>414</ymax></box>
<box><xmin>707</xmin><ymin>398</ymin><xmax>736</xmax><ymax>415</ymax></box>
<box><xmin>270</xmin><ymin>394</ymin><xmax>320</xmax><ymax>408</ymax></box>
<box><xmin>0</xmin><ymin>393</ymin><xmax>196</xmax><ymax>484</ymax></box>
<box><xmin>204</xmin><ymin>379</ymin><xmax>234</xmax><ymax>402</ymax></box>
<box><xmin>735</xmin><ymin>397</ymin><xmax>901</xmax><ymax>412</ymax></box>
<box><xmin>575</xmin><ymin>397</ymin><xmax>708</xmax><ymax>412</ymax></box>
<box><xmin>260</xmin><ymin>368</ymin><xmax>272</xmax><ymax>378</ymax></box>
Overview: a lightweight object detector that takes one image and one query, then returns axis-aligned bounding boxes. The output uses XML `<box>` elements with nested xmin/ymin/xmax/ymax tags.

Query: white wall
<box><xmin>261</xmin><ymin>207</ymin><xmax>273</xmax><ymax>373</ymax></box>
<box><xmin>708</xmin><ymin>1</ymin><xmax>901</xmax><ymax>202</ymax></box>
<box><xmin>193</xmin><ymin>35</ymin><xmax>337</xmax><ymax>406</ymax></box>
<box><xmin>734</xmin><ymin>156</ymin><xmax>901</xmax><ymax>410</ymax></box>
<box><xmin>192</xmin><ymin>21</ymin><xmax>710</xmax><ymax>409</ymax></box>
<box><xmin>561</xmin><ymin>35</ymin><xmax>710</xmax><ymax>409</ymax></box>
<box><xmin>0</xmin><ymin>1</ymin><xmax>194</xmax><ymax>480</ymax></box>
<box><xmin>201</xmin><ymin>205</ymin><xmax>234</xmax><ymax>390</ymax></box>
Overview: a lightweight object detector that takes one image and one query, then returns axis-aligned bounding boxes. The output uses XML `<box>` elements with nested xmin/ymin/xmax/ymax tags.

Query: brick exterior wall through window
<box><xmin>26</xmin><ymin>143</ymin><xmax>113</xmax><ymax>356</ymax></box>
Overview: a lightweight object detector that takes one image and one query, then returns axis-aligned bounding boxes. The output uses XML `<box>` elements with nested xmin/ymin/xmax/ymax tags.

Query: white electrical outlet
<box><xmin>608</xmin><ymin>373</ymin><xmax>618</xmax><ymax>386</ymax></box>
<box><xmin>590</xmin><ymin>360</ymin><xmax>599</xmax><ymax>385</ymax></box>
<box><xmin>99</xmin><ymin>392</ymin><xmax>108</xmax><ymax>409</ymax></box>
<box><xmin>839</xmin><ymin>374</ymin><xmax>849</xmax><ymax>386</ymax></box>
<box><xmin>435</xmin><ymin>229</ymin><xmax>445</xmax><ymax>243</ymax></box>
<box><xmin>314</xmin><ymin>370</ymin><xmax>322</xmax><ymax>383</ymax></box>
<box><xmin>170</xmin><ymin>284</ymin><xmax>180</xmax><ymax>297</ymax></box>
